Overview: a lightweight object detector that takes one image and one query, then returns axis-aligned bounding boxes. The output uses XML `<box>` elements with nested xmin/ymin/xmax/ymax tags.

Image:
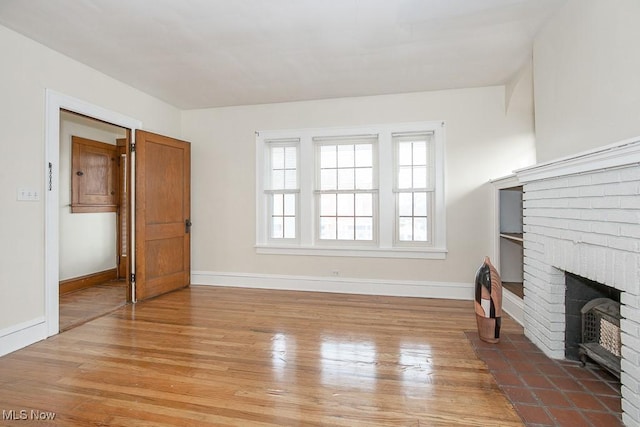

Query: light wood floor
<box><xmin>59</xmin><ymin>281</ymin><xmax>128</xmax><ymax>331</ymax></box>
<box><xmin>1</xmin><ymin>286</ymin><xmax>524</xmax><ymax>426</ymax></box>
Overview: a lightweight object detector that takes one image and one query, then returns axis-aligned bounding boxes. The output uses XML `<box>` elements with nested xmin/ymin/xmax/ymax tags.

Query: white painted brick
<box><xmin>622</xmin><ymin>292</ymin><xmax>640</xmax><ymax>307</ymax></box>
<box><xmin>567</xmin><ymin>197</ymin><xmax>591</xmax><ymax>208</ymax></box>
<box><xmin>621</xmin><ymin>391</ymin><xmax>640</xmax><ymax>427</ymax></box>
<box><xmin>607</xmin><ymin>236</ymin><xmax>639</xmax><ymax>252</ymax></box>
<box><xmin>622</xmin><ymin>373</ymin><xmax>640</xmax><ymax>395</ymax></box>
<box><xmin>582</xmin><ymin>233</ymin><xmax>608</xmax><ymax>246</ymax></box>
<box><xmin>621</xmin><ymin>195</ymin><xmax>640</xmax><ymax>209</ymax></box>
<box><xmin>591</xmin><ymin>169</ymin><xmax>621</xmax><ymax>184</ymax></box>
<box><xmin>604</xmin><ymin>181</ymin><xmax>640</xmax><ymax>196</ymax></box>
<box><xmin>526</xmin><ymin>178</ymin><xmax>570</xmax><ymax>191</ymax></box>
<box><xmin>579</xmin><ymin>184</ymin><xmax>606</xmax><ymax>197</ymax></box>
<box><xmin>607</xmin><ymin>209</ymin><xmax>640</xmax><ymax>224</ymax></box>
<box><xmin>591</xmin><ymin>221</ymin><xmax>620</xmax><ymax>236</ymax></box>
<box><xmin>580</xmin><ymin>208</ymin><xmax>607</xmax><ymax>221</ymax></box>
<box><xmin>622</xmin><ymin>320</ymin><xmax>640</xmax><ymax>340</ymax></box>
<box><xmin>524</xmin><ymin>198</ymin><xmax>569</xmax><ymax>208</ymax></box>
<box><xmin>591</xmin><ymin>196</ymin><xmax>621</xmax><ymax>209</ymax></box>
<box><xmin>568</xmin><ymin>220</ymin><xmax>591</xmax><ymax>232</ymax></box>
<box><xmin>620</xmin><ymin>166</ymin><xmax>640</xmax><ymax>182</ymax></box>
<box><xmin>568</xmin><ymin>174</ymin><xmax>592</xmax><ymax>187</ymax></box>
<box><xmin>622</xmin><ymin>361</ymin><xmax>640</xmax><ymax>390</ymax></box>
<box><xmin>621</xmin><ymin>224</ymin><xmax>640</xmax><ymax>239</ymax></box>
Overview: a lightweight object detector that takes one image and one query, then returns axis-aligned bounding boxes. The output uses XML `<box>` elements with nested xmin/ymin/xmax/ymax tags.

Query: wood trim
<box><xmin>59</xmin><ymin>269</ymin><xmax>117</xmax><ymax>295</ymax></box>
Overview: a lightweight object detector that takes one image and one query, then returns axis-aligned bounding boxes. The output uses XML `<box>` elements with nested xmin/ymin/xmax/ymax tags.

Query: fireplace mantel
<box><xmin>516</xmin><ymin>136</ymin><xmax>640</xmax><ymax>183</ymax></box>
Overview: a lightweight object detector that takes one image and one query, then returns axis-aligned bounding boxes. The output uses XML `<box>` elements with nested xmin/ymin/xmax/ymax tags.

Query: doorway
<box><xmin>57</xmin><ymin>111</ymin><xmax>128</xmax><ymax>331</ymax></box>
<box><xmin>44</xmin><ymin>90</ymin><xmax>141</xmax><ymax>337</ymax></box>
<box><xmin>45</xmin><ymin>90</ymin><xmax>191</xmax><ymax>338</ymax></box>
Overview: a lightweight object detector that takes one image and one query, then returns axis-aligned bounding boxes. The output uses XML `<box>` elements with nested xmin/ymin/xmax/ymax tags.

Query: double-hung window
<box><xmin>316</xmin><ymin>137</ymin><xmax>376</xmax><ymax>242</ymax></box>
<box><xmin>256</xmin><ymin>122</ymin><xmax>446</xmax><ymax>259</ymax></box>
<box><xmin>266</xmin><ymin>140</ymin><xmax>298</xmax><ymax>241</ymax></box>
<box><xmin>394</xmin><ymin>133</ymin><xmax>433</xmax><ymax>244</ymax></box>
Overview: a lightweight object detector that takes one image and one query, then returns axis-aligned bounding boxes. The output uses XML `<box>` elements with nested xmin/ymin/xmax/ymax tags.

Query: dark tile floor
<box><xmin>467</xmin><ymin>332</ymin><xmax>623</xmax><ymax>427</ymax></box>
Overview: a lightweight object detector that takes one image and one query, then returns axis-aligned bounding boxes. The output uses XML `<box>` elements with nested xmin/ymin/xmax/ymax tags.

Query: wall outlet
<box><xmin>17</xmin><ymin>188</ymin><xmax>40</xmax><ymax>201</ymax></box>
<box><xmin>331</xmin><ymin>270</ymin><xmax>340</xmax><ymax>277</ymax></box>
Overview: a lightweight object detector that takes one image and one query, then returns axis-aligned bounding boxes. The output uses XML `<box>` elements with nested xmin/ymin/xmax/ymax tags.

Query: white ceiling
<box><xmin>0</xmin><ymin>0</ymin><xmax>565</xmax><ymax>109</ymax></box>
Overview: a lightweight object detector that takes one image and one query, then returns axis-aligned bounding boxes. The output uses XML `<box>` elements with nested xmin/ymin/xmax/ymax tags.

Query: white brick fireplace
<box><xmin>516</xmin><ymin>137</ymin><xmax>640</xmax><ymax>426</ymax></box>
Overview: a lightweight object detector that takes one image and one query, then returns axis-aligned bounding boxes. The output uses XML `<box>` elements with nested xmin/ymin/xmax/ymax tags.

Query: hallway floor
<box><xmin>59</xmin><ymin>281</ymin><xmax>128</xmax><ymax>331</ymax></box>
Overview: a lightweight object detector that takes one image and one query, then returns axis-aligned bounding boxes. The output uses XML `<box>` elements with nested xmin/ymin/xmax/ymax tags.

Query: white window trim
<box><xmin>255</xmin><ymin>122</ymin><xmax>447</xmax><ymax>259</ymax></box>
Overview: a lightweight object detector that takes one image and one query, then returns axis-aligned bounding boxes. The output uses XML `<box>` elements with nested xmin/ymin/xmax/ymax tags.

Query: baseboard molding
<box><xmin>192</xmin><ymin>271</ymin><xmax>474</xmax><ymax>300</ymax></box>
<box><xmin>502</xmin><ymin>288</ymin><xmax>524</xmax><ymax>326</ymax></box>
<box><xmin>59</xmin><ymin>268</ymin><xmax>117</xmax><ymax>295</ymax></box>
<box><xmin>0</xmin><ymin>317</ymin><xmax>47</xmax><ymax>357</ymax></box>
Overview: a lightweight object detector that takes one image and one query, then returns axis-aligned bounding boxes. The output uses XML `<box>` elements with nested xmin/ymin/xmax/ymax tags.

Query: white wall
<box><xmin>182</xmin><ymin>83</ymin><xmax>535</xmax><ymax>286</ymax></box>
<box><xmin>0</xmin><ymin>24</ymin><xmax>181</xmax><ymax>333</ymax></box>
<box><xmin>59</xmin><ymin>111</ymin><xmax>125</xmax><ymax>280</ymax></box>
<box><xmin>533</xmin><ymin>0</ymin><xmax>640</xmax><ymax>163</ymax></box>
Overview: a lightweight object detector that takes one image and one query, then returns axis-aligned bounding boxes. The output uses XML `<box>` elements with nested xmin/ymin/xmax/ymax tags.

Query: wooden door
<box><xmin>135</xmin><ymin>130</ymin><xmax>191</xmax><ymax>301</ymax></box>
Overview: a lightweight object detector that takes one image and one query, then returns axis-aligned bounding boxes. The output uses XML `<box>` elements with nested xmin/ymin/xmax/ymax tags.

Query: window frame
<box><xmin>393</xmin><ymin>132</ymin><xmax>435</xmax><ymax>247</ymax></box>
<box><xmin>314</xmin><ymin>136</ymin><xmax>379</xmax><ymax>246</ymax></box>
<box><xmin>255</xmin><ymin>122</ymin><xmax>446</xmax><ymax>259</ymax></box>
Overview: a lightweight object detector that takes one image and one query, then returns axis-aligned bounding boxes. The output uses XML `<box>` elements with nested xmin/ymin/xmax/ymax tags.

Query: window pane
<box><xmin>355</xmin><ymin>144</ymin><xmax>372</xmax><ymax>167</ymax></box>
<box><xmin>284</xmin><ymin>194</ymin><xmax>296</xmax><ymax>215</ymax></box>
<box><xmin>271</xmin><ymin>147</ymin><xmax>284</xmax><ymax>169</ymax></box>
<box><xmin>337</xmin><ymin>168</ymin><xmax>354</xmax><ymax>190</ymax></box>
<box><xmin>414</xmin><ymin>217</ymin><xmax>428</xmax><ymax>241</ymax></box>
<box><xmin>337</xmin><ymin>217</ymin><xmax>354</xmax><ymax>239</ymax></box>
<box><xmin>413</xmin><ymin>141</ymin><xmax>427</xmax><ymax>166</ymax></box>
<box><xmin>273</xmin><ymin>194</ymin><xmax>283</xmax><ymax>216</ymax></box>
<box><xmin>321</xmin><ymin>145</ymin><xmax>336</xmax><ymax>168</ymax></box>
<box><xmin>272</xmin><ymin>217</ymin><xmax>283</xmax><ymax>239</ymax></box>
<box><xmin>398</xmin><ymin>142</ymin><xmax>412</xmax><ymax>166</ymax></box>
<box><xmin>398</xmin><ymin>166</ymin><xmax>412</xmax><ymax>189</ymax></box>
<box><xmin>355</xmin><ymin>217</ymin><xmax>373</xmax><ymax>240</ymax></box>
<box><xmin>284</xmin><ymin>217</ymin><xmax>296</xmax><ymax>239</ymax></box>
<box><xmin>285</xmin><ymin>170</ymin><xmax>297</xmax><ymax>189</ymax></box>
<box><xmin>398</xmin><ymin>218</ymin><xmax>413</xmax><ymax>241</ymax></box>
<box><xmin>337</xmin><ymin>144</ymin><xmax>354</xmax><ymax>167</ymax></box>
<box><xmin>320</xmin><ymin>217</ymin><xmax>336</xmax><ymax>239</ymax></box>
<box><xmin>355</xmin><ymin>193</ymin><xmax>372</xmax><ymax>216</ymax></box>
<box><xmin>321</xmin><ymin>169</ymin><xmax>337</xmax><ymax>190</ymax></box>
<box><xmin>272</xmin><ymin>170</ymin><xmax>284</xmax><ymax>189</ymax></box>
<box><xmin>337</xmin><ymin>193</ymin><xmax>354</xmax><ymax>216</ymax></box>
<box><xmin>285</xmin><ymin>146</ymin><xmax>297</xmax><ymax>169</ymax></box>
<box><xmin>414</xmin><ymin>192</ymin><xmax>427</xmax><ymax>216</ymax></box>
<box><xmin>398</xmin><ymin>193</ymin><xmax>412</xmax><ymax>216</ymax></box>
<box><xmin>355</xmin><ymin>167</ymin><xmax>372</xmax><ymax>189</ymax></box>
<box><xmin>413</xmin><ymin>166</ymin><xmax>427</xmax><ymax>188</ymax></box>
<box><xmin>320</xmin><ymin>193</ymin><xmax>336</xmax><ymax>216</ymax></box>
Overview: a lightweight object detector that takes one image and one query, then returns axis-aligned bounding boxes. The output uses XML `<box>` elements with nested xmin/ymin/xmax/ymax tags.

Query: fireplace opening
<box><xmin>564</xmin><ymin>273</ymin><xmax>620</xmax><ymax>361</ymax></box>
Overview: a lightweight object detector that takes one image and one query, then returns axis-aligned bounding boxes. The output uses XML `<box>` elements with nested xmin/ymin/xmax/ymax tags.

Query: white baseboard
<box><xmin>0</xmin><ymin>317</ymin><xmax>47</xmax><ymax>357</ymax></box>
<box><xmin>502</xmin><ymin>289</ymin><xmax>524</xmax><ymax>326</ymax></box>
<box><xmin>192</xmin><ymin>271</ymin><xmax>474</xmax><ymax>300</ymax></box>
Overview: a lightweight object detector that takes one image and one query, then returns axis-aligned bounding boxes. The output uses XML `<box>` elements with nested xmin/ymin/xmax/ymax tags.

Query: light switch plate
<box><xmin>17</xmin><ymin>188</ymin><xmax>40</xmax><ymax>201</ymax></box>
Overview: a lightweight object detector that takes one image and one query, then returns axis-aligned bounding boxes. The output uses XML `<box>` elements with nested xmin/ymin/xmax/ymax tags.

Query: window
<box><xmin>256</xmin><ymin>122</ymin><xmax>446</xmax><ymax>259</ymax></box>
<box><xmin>266</xmin><ymin>141</ymin><xmax>298</xmax><ymax>241</ymax></box>
<box><xmin>316</xmin><ymin>138</ymin><xmax>376</xmax><ymax>242</ymax></box>
<box><xmin>395</xmin><ymin>133</ymin><xmax>433</xmax><ymax>244</ymax></box>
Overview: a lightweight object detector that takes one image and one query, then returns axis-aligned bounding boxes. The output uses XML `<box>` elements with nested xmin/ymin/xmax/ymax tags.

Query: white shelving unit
<box><xmin>491</xmin><ymin>174</ymin><xmax>524</xmax><ymax>325</ymax></box>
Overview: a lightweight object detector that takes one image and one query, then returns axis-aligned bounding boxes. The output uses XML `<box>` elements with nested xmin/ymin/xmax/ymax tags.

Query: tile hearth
<box><xmin>467</xmin><ymin>332</ymin><xmax>622</xmax><ymax>427</ymax></box>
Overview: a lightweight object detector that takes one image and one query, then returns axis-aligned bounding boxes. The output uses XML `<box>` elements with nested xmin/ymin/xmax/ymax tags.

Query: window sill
<box><xmin>255</xmin><ymin>244</ymin><xmax>447</xmax><ymax>259</ymax></box>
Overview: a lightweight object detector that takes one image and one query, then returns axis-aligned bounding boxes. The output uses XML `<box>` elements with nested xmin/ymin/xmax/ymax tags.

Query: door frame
<box><xmin>44</xmin><ymin>90</ymin><xmax>141</xmax><ymax>337</ymax></box>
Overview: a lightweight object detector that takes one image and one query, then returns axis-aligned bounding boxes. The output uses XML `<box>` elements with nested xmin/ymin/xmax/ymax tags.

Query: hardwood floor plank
<box><xmin>0</xmin><ymin>286</ymin><xmax>523</xmax><ymax>426</ymax></box>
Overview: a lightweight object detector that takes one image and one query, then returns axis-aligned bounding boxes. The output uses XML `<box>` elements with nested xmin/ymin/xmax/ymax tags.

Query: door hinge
<box><xmin>130</xmin><ymin>273</ymin><xmax>136</xmax><ymax>283</ymax></box>
<box><xmin>130</xmin><ymin>142</ymin><xmax>136</xmax><ymax>153</ymax></box>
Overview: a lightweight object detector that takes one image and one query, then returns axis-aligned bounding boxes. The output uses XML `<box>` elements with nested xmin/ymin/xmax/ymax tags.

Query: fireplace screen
<box><xmin>579</xmin><ymin>297</ymin><xmax>621</xmax><ymax>377</ymax></box>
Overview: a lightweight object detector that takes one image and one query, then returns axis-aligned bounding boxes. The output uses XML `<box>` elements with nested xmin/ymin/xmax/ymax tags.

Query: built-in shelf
<box><xmin>491</xmin><ymin>174</ymin><xmax>525</xmax><ymax>325</ymax></box>
<box><xmin>499</xmin><ymin>232</ymin><xmax>523</xmax><ymax>243</ymax></box>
